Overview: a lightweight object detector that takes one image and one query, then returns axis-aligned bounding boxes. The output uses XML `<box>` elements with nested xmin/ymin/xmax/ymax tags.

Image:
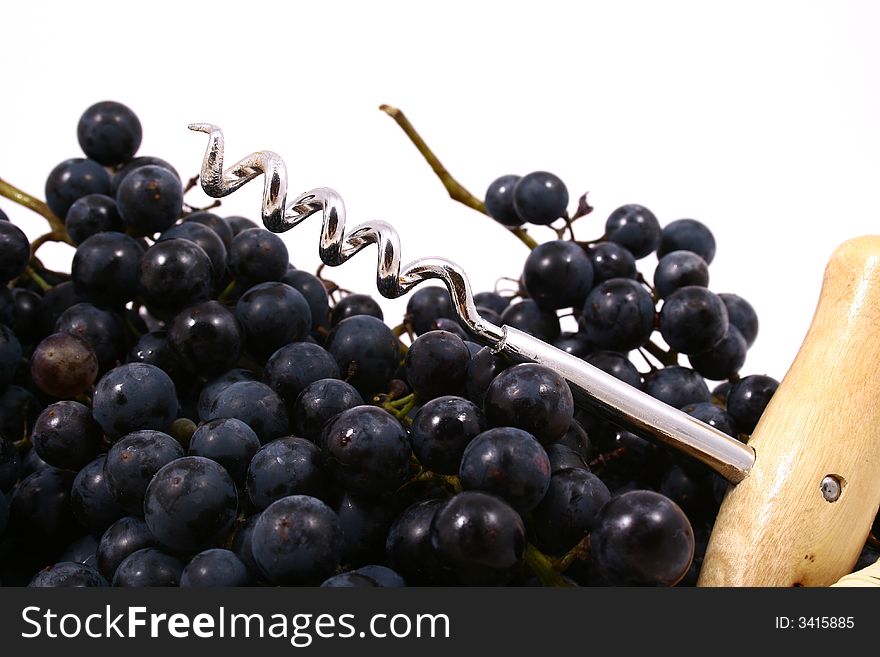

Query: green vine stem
<box><xmin>0</xmin><ymin>176</ymin><xmax>74</xmax><ymax>245</ymax></box>
<box><xmin>524</xmin><ymin>543</ymin><xmax>571</xmax><ymax>587</ymax></box>
<box><xmin>379</xmin><ymin>105</ymin><xmax>539</xmax><ymax>251</ymax></box>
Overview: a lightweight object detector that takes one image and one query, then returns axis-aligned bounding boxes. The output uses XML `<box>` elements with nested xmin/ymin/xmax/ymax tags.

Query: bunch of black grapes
<box><xmin>1</xmin><ymin>101</ymin><xmax>876</xmax><ymax>588</ymax></box>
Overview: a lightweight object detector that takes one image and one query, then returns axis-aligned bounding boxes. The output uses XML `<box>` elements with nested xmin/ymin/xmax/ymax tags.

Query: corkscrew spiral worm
<box><xmin>188</xmin><ymin>123</ymin><xmax>503</xmax><ymax>342</ymax></box>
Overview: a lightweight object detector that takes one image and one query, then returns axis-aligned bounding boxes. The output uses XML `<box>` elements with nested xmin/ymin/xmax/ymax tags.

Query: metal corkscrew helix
<box><xmin>189</xmin><ymin>123</ymin><xmax>754</xmax><ymax>484</ymax></box>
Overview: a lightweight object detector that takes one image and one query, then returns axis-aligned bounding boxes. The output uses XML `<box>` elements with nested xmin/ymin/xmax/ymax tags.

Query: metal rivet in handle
<box><xmin>820</xmin><ymin>474</ymin><xmax>844</xmax><ymax>502</ymax></box>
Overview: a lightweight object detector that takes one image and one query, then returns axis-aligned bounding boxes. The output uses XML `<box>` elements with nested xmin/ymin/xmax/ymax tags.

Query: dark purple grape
<box><xmin>71</xmin><ymin>231</ymin><xmax>143</xmax><ymax>306</ymax></box>
<box><xmin>77</xmin><ymin>101</ymin><xmax>142</xmax><ymax>166</ymax></box>
<box><xmin>405</xmin><ymin>330</ymin><xmax>471</xmax><ymax>400</ymax></box>
<box><xmin>197</xmin><ymin>368</ymin><xmax>256</xmax><ymax>422</ymax></box>
<box><xmin>411</xmin><ymin>395</ymin><xmax>485</xmax><ymax>475</ymax></box>
<box><xmin>680</xmin><ymin>402</ymin><xmax>738</xmax><ymax>438</ymax></box>
<box><xmin>236</xmin><ymin>282</ymin><xmax>311</xmax><ymax>358</ymax></box>
<box><xmin>659</xmin><ymin>286</ymin><xmax>728</xmax><ymax>355</ymax></box>
<box><xmin>0</xmin><ymin>385</ymin><xmax>40</xmax><ymax>442</ymax></box>
<box><xmin>183</xmin><ymin>211</ymin><xmax>233</xmax><ymax>249</ymax></box>
<box><xmin>35</xmin><ymin>281</ymin><xmax>80</xmax><ymax>339</ymax></box>
<box><xmin>139</xmin><ymin>239</ymin><xmax>214</xmax><ymax>315</ymax></box>
<box><xmin>585</xmin><ymin>350</ymin><xmax>642</xmax><ymax>389</ymax></box>
<box><xmin>653</xmin><ymin>251</ymin><xmax>709</xmax><ymax>299</ymax></box>
<box><xmin>71</xmin><ymin>455</ymin><xmax>126</xmax><ymax>536</ymax></box>
<box><xmin>230</xmin><ymin>514</ymin><xmax>262</xmax><ymax>581</ymax></box>
<box><xmin>659</xmin><ymin>218</ymin><xmax>716</xmax><ymax>264</ymax></box>
<box><xmin>326</xmin><ymin>315</ymin><xmax>400</xmax><ymax>398</ymax></box>
<box><xmin>688</xmin><ymin>325</ymin><xmax>747</xmax><ymax>381</ymax></box>
<box><xmin>116</xmin><ymin>164</ymin><xmax>183</xmax><ymax>236</ymax></box>
<box><xmin>473</xmin><ymin>291</ymin><xmax>510</xmax><ymax>316</ymax></box>
<box><xmin>32</xmin><ymin>401</ymin><xmax>101</xmax><ymax>470</ymax></box>
<box><xmin>545</xmin><ymin>442</ymin><xmax>588</xmax><ymax>474</ymax></box>
<box><xmin>320</xmin><ymin>405</ymin><xmax>410</xmax><ymax>495</ymax></box>
<box><xmin>159</xmin><ymin>221</ymin><xmax>228</xmax><ymax>283</ymax></box>
<box><xmin>60</xmin><ymin>535</ymin><xmax>99</xmax><ymax>566</ymax></box>
<box><xmin>207</xmin><ymin>380</ymin><xmax>289</xmax><ymax>444</ymax></box>
<box><xmin>0</xmin><ymin>207</ymin><xmax>7</xmax><ymax>220</ymax></box>
<box><xmin>246</xmin><ymin>437</ymin><xmax>325</xmax><ymax>510</ymax></box>
<box><xmin>225</xmin><ymin>215</ymin><xmax>259</xmax><ymax>236</ymax></box>
<box><xmin>264</xmin><ymin>342</ymin><xmax>341</xmax><ymax>412</ymax></box>
<box><xmin>45</xmin><ymin>158</ymin><xmax>111</xmax><ymax>219</ymax></box>
<box><xmin>523</xmin><ymin>240</ymin><xmax>594</xmax><ymax>310</ymax></box>
<box><xmin>281</xmin><ymin>269</ymin><xmax>330</xmax><ymax>329</ymax></box>
<box><xmin>291</xmin><ymin>378</ymin><xmax>364</xmax><ymax>441</ymax></box>
<box><xmin>180</xmin><ymin>548</ymin><xmax>250</xmax><ymax>587</ymax></box>
<box><xmin>459</xmin><ymin>427</ymin><xmax>551</xmax><ymax>512</ymax></box>
<box><xmin>726</xmin><ymin>374</ymin><xmax>779</xmax><ymax>434</ymax></box>
<box><xmin>484</xmin><ymin>363</ymin><xmax>574</xmax><ymax>445</ymax></box>
<box><xmin>719</xmin><ymin>293</ymin><xmax>759</xmax><ymax>347</ymax></box>
<box><xmin>552</xmin><ymin>332</ymin><xmax>594</xmax><ymax>359</ymax></box>
<box><xmin>403</xmin><ymin>286</ymin><xmax>454</xmax><ymax>336</ymax></box>
<box><xmin>189</xmin><ymin>418</ymin><xmax>260</xmax><ymax>486</ymax></box>
<box><xmin>96</xmin><ymin>516</ymin><xmax>158</xmax><ymax>580</ymax></box>
<box><xmin>500</xmin><ymin>299</ymin><xmax>561</xmax><ymax>342</ymax></box>
<box><xmin>110</xmin><ymin>156</ymin><xmax>179</xmax><ymax>196</ymax></box>
<box><xmin>591</xmin><ymin>490</ymin><xmax>695</xmax><ymax>586</ymax></box>
<box><xmin>431</xmin><ymin>317</ymin><xmax>469</xmax><ymax>341</ymax></box>
<box><xmin>104</xmin><ymin>430</ymin><xmax>184</xmax><ymax>513</ymax></box>
<box><xmin>11</xmin><ymin>287</ymin><xmax>40</xmax><ymax>339</ymax></box>
<box><xmin>320</xmin><ymin>571</ymin><xmax>378</xmax><ymax>587</ymax></box>
<box><xmin>0</xmin><ymin>221</ymin><xmax>31</xmax><ymax>283</ymax></box>
<box><xmin>54</xmin><ymin>302</ymin><xmax>124</xmax><ymax>374</ymax></box>
<box><xmin>10</xmin><ymin>467</ymin><xmax>80</xmax><ymax>551</ymax></box>
<box><xmin>596</xmin><ymin>429</ymin><xmax>665</xmax><ymax>485</ymax></box>
<box><xmin>604</xmin><ymin>204</ymin><xmax>661</xmax><ymax>259</ymax></box>
<box><xmin>430</xmin><ymin>491</ymin><xmax>525</xmax><ymax>585</ymax></box>
<box><xmin>113</xmin><ymin>547</ymin><xmax>183</xmax><ymax>587</ymax></box>
<box><xmin>580</xmin><ymin>278</ymin><xmax>655</xmax><ymax>351</ymax></box>
<box><xmin>642</xmin><ymin>366</ymin><xmax>710</xmax><ymax>409</ymax></box>
<box><xmin>484</xmin><ymin>174</ymin><xmax>524</xmax><ymax>227</ymax></box>
<box><xmin>228</xmin><ymin>227</ymin><xmax>288</xmax><ymax>287</ymax></box>
<box><xmin>385</xmin><ymin>499</ymin><xmax>445</xmax><ymax>585</ymax></box>
<box><xmin>659</xmin><ymin>465</ymin><xmax>714</xmax><ymax>520</ymax></box>
<box><xmin>127</xmin><ymin>330</ymin><xmax>186</xmax><ymax>380</ymax></box>
<box><xmin>531</xmin><ymin>469</ymin><xmax>610</xmax><ymax>554</ymax></box>
<box><xmin>465</xmin><ymin>346</ymin><xmax>510</xmax><ymax>407</ymax></box>
<box><xmin>513</xmin><ymin>171</ymin><xmax>568</xmax><ymax>225</ymax></box>
<box><xmin>169</xmin><ymin>300</ymin><xmax>242</xmax><ymax>375</ymax></box>
<box><xmin>144</xmin><ymin>456</ymin><xmax>238</xmax><ymax>554</ymax></box>
<box><xmin>0</xmin><ymin>324</ymin><xmax>22</xmax><ymax>389</ymax></box>
<box><xmin>587</xmin><ymin>242</ymin><xmax>637</xmax><ymax>283</ymax></box>
<box><xmin>64</xmin><ymin>193</ymin><xmax>124</xmax><ymax>245</ymax></box>
<box><xmin>335</xmin><ymin>493</ymin><xmax>397</xmax><ymax>566</ymax></box>
<box><xmin>251</xmin><ymin>495</ymin><xmax>342</xmax><ymax>585</ymax></box>
<box><xmin>0</xmin><ymin>439</ymin><xmax>20</xmax><ymax>492</ymax></box>
<box><xmin>29</xmin><ymin>562</ymin><xmax>108</xmax><ymax>587</ymax></box>
<box><xmin>92</xmin><ymin>363</ymin><xmax>178</xmax><ymax>439</ymax></box>
<box><xmin>331</xmin><ymin>293</ymin><xmax>383</xmax><ymax>325</ymax></box>
<box><xmin>557</xmin><ymin>418</ymin><xmax>594</xmax><ymax>462</ymax></box>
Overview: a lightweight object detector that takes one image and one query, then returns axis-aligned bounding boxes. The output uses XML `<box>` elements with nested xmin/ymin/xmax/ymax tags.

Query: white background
<box><xmin>1</xmin><ymin>0</ymin><xmax>878</xmax><ymax>382</ymax></box>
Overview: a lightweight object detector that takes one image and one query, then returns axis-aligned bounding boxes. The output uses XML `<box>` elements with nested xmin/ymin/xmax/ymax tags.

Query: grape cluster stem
<box><xmin>379</xmin><ymin>105</ymin><xmax>539</xmax><ymax>251</ymax></box>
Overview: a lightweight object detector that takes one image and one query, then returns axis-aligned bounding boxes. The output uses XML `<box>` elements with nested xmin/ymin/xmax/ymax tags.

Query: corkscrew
<box><xmin>190</xmin><ymin>124</ymin><xmax>880</xmax><ymax>587</ymax></box>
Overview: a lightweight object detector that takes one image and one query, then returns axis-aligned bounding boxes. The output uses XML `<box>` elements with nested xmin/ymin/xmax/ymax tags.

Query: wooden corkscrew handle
<box><xmin>699</xmin><ymin>236</ymin><xmax>880</xmax><ymax>586</ymax></box>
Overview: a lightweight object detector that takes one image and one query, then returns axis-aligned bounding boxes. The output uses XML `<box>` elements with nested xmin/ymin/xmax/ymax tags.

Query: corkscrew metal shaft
<box><xmin>189</xmin><ymin>123</ymin><xmax>755</xmax><ymax>484</ymax></box>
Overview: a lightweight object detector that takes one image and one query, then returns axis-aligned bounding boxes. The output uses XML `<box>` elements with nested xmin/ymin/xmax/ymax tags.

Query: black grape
<box><xmin>144</xmin><ymin>456</ymin><xmax>238</xmax><ymax>554</ymax></box>
<box><xmin>484</xmin><ymin>363</ymin><xmax>574</xmax><ymax>445</ymax></box>
<box><xmin>77</xmin><ymin>101</ymin><xmax>142</xmax><ymax>166</ymax></box>
<box><xmin>590</xmin><ymin>490</ymin><xmax>695</xmax><ymax>586</ymax></box>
